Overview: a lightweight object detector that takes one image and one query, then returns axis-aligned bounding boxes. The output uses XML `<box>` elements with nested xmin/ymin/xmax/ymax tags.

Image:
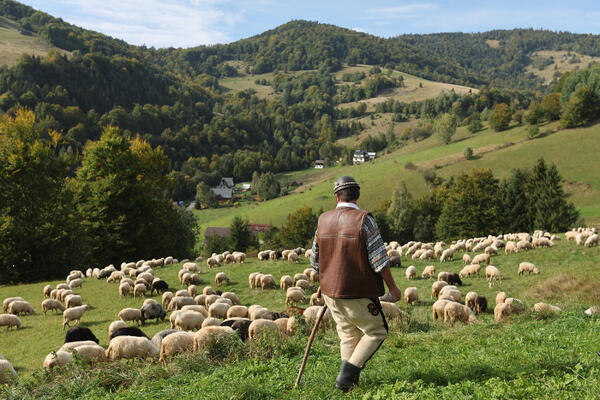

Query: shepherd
<box><xmin>310</xmin><ymin>175</ymin><xmax>402</xmax><ymax>392</ymax></box>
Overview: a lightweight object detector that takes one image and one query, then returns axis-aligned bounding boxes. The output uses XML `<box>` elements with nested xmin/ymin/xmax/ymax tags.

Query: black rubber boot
<box><xmin>335</xmin><ymin>361</ymin><xmax>362</xmax><ymax>392</ymax></box>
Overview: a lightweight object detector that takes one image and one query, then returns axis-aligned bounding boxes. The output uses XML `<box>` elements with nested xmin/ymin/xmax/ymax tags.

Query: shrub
<box><xmin>404</xmin><ymin>161</ymin><xmax>417</xmax><ymax>170</ymax></box>
<box><xmin>528</xmin><ymin>125</ymin><xmax>540</xmax><ymax>138</ymax></box>
<box><xmin>463</xmin><ymin>147</ymin><xmax>474</xmax><ymax>160</ymax></box>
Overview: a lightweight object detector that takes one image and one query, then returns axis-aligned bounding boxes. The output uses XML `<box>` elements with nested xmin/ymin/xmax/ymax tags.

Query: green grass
<box><xmin>196</xmin><ymin>121</ymin><xmax>600</xmax><ymax>234</ymax></box>
<box><xmin>2</xmin><ymin>237</ymin><xmax>600</xmax><ymax>398</ymax></box>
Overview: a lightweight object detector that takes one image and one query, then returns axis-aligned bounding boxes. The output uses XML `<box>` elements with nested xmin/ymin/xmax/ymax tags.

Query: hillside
<box><xmin>1</xmin><ymin>237</ymin><xmax>600</xmax><ymax>398</ymax></box>
<box><xmin>0</xmin><ymin>15</ymin><xmax>66</xmax><ymax>67</ymax></box>
<box><xmin>195</xmin><ymin>121</ymin><xmax>600</xmax><ymax>234</ymax></box>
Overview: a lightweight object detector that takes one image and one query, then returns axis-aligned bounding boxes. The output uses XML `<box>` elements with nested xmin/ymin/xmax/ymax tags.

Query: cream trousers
<box><xmin>323</xmin><ymin>295</ymin><xmax>388</xmax><ymax>367</ymax></box>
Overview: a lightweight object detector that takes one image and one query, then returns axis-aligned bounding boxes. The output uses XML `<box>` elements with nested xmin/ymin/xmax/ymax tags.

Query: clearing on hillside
<box><xmin>526</xmin><ymin>50</ymin><xmax>600</xmax><ymax>84</ymax></box>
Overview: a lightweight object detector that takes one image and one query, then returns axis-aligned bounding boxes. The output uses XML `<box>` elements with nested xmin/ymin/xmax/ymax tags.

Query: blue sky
<box><xmin>18</xmin><ymin>0</ymin><xmax>600</xmax><ymax>49</ymax></box>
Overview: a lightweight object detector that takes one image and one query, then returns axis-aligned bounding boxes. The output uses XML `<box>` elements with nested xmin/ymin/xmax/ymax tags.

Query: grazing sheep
<box><xmin>309</xmin><ymin>293</ymin><xmax>325</xmax><ymax>306</ymax></box>
<box><xmin>64</xmin><ymin>326</ymin><xmax>99</xmax><ymax>344</ymax></box>
<box><xmin>280</xmin><ymin>275</ymin><xmax>293</xmax><ymax>291</ymax></box>
<box><xmin>118</xmin><ymin>308</ymin><xmax>142</xmax><ymax>325</ymax></box>
<box><xmin>494</xmin><ymin>303</ymin><xmax>511</xmax><ymax>322</ymax></box>
<box><xmin>227</xmin><ymin>305</ymin><xmax>249</xmax><ymax>319</ymax></box>
<box><xmin>0</xmin><ymin>314</ymin><xmax>22</xmax><ymax>330</ymax></box>
<box><xmin>162</xmin><ymin>292</ymin><xmax>174</xmax><ymax>309</ymax></box>
<box><xmin>505</xmin><ymin>298</ymin><xmax>526</xmax><ymax>314</ymax></box>
<box><xmin>249</xmin><ymin>272</ymin><xmax>260</xmax><ymax>288</ymax></box>
<box><xmin>202</xmin><ymin>317</ymin><xmax>222</xmax><ymax>328</ymax></box>
<box><xmin>380</xmin><ymin>301</ymin><xmax>405</xmax><ymax>321</ymax></box>
<box><xmin>206</xmin><ymin>258</ymin><xmax>221</xmax><ymax>268</ymax></box>
<box><xmin>518</xmin><ymin>262</ymin><xmax>539</xmax><ymax>276</ymax></box>
<box><xmin>108</xmin><ymin>320</ymin><xmax>127</xmax><ymax>337</ymax></box>
<box><xmin>119</xmin><ymin>282</ymin><xmax>131</xmax><ymax>298</ymax></box>
<box><xmin>42</xmin><ymin>299</ymin><xmax>65</xmax><ymax>315</ymax></box>
<box><xmin>438</xmin><ymin>272</ymin><xmax>449</xmax><ymax>282</ymax></box>
<box><xmin>293</xmin><ymin>273</ymin><xmax>309</xmax><ymax>284</ymax></box>
<box><xmin>303</xmin><ymin>306</ymin><xmax>331</xmax><ymax>326</ymax></box>
<box><xmin>421</xmin><ymin>265</ymin><xmax>436</xmax><ymax>279</ymax></box>
<box><xmin>174</xmin><ymin>311</ymin><xmax>206</xmax><ymax>331</ymax></box>
<box><xmin>133</xmin><ymin>283</ymin><xmax>147</xmax><ymax>297</ymax></box>
<box><xmin>534</xmin><ymin>303</ymin><xmax>561</xmax><ymax>314</ymax></box>
<box><xmin>459</xmin><ymin>264</ymin><xmax>481</xmax><ymax>278</ymax></box>
<box><xmin>286</xmin><ymin>288</ymin><xmax>306</xmax><ymax>306</ymax></box>
<box><xmin>484</xmin><ymin>246</ymin><xmax>498</xmax><ymax>256</ymax></box>
<box><xmin>203</xmin><ymin>286</ymin><xmax>216</xmax><ymax>296</ymax></box>
<box><xmin>505</xmin><ymin>241</ymin><xmax>517</xmax><ymax>254</ymax></box>
<box><xmin>141</xmin><ymin>303</ymin><xmax>167</xmax><ymax>325</ymax></box>
<box><xmin>151</xmin><ymin>280</ymin><xmax>169</xmax><ymax>295</ymax></box>
<box><xmin>204</xmin><ymin>294</ymin><xmax>220</xmax><ymax>308</ymax></box>
<box><xmin>215</xmin><ymin>298</ymin><xmax>233</xmax><ymax>306</ymax></box>
<box><xmin>475</xmin><ymin>296</ymin><xmax>488</xmax><ymax>313</ymax></box>
<box><xmin>432</xmin><ymin>299</ymin><xmax>452</xmax><ymax>320</ymax></box>
<box><xmin>188</xmin><ymin>285</ymin><xmax>198</xmax><ymax>297</ymax></box>
<box><xmin>215</xmin><ymin>272</ymin><xmax>230</xmax><ymax>286</ymax></box>
<box><xmin>193</xmin><ymin>326</ymin><xmax>237</xmax><ymax>352</ymax></box>
<box><xmin>288</xmin><ymin>252</ymin><xmax>299</xmax><ymax>262</ymax></box>
<box><xmin>447</xmin><ymin>273</ymin><xmax>462</xmax><ymax>286</ymax></box>
<box><xmin>0</xmin><ymin>359</ymin><xmax>17</xmax><ymax>383</ymax></box>
<box><xmin>72</xmin><ymin>344</ymin><xmax>106</xmax><ymax>362</ymax></box>
<box><xmin>496</xmin><ymin>292</ymin><xmax>507</xmax><ymax>305</ymax></box>
<box><xmin>208</xmin><ymin>303</ymin><xmax>230</xmax><ymax>319</ymax></box>
<box><xmin>56</xmin><ymin>283</ymin><xmax>71</xmax><ymax>290</ymax></box>
<box><xmin>585</xmin><ymin>234</ymin><xmax>598</xmax><ymax>247</ymax></box>
<box><xmin>472</xmin><ymin>253</ymin><xmax>490</xmax><ymax>265</ymax></box>
<box><xmin>151</xmin><ymin>329</ymin><xmax>178</xmax><ymax>350</ymax></box>
<box><xmin>439</xmin><ymin>288</ymin><xmax>461</xmax><ymax>303</ymax></box>
<box><xmin>462</xmin><ymin>254</ymin><xmax>472</xmax><ymax>265</ymax></box>
<box><xmin>260</xmin><ymin>274</ymin><xmax>276</xmax><ymax>289</ymax></box>
<box><xmin>176</xmin><ymin>289</ymin><xmax>191</xmax><ymax>297</ymax></box>
<box><xmin>465</xmin><ymin>292</ymin><xmax>478</xmax><ymax>310</ymax></box>
<box><xmin>221</xmin><ymin>292</ymin><xmax>241</xmax><ymax>305</ymax></box>
<box><xmin>405</xmin><ymin>266</ymin><xmax>417</xmax><ymax>280</ymax></box>
<box><xmin>440</xmin><ymin>248</ymin><xmax>455</xmax><ymax>262</ymax></box>
<box><xmin>43</xmin><ymin>350</ymin><xmax>73</xmax><ymax>370</ymax></box>
<box><xmin>517</xmin><ymin>240</ymin><xmax>532</xmax><ymax>251</ymax></box>
<box><xmin>8</xmin><ymin>300</ymin><xmax>35</xmax><ymax>316</ymax></box>
<box><xmin>296</xmin><ymin>279</ymin><xmax>311</xmax><ymax>290</ymax></box>
<box><xmin>404</xmin><ymin>287</ymin><xmax>418</xmax><ymax>305</ymax></box>
<box><xmin>485</xmin><ymin>265</ymin><xmax>503</xmax><ymax>281</ymax></box>
<box><xmin>444</xmin><ymin>302</ymin><xmax>477</xmax><ymax>326</ymax></box>
<box><xmin>168</xmin><ymin>296</ymin><xmax>196</xmax><ymax>310</ymax></box>
<box><xmin>431</xmin><ymin>281</ymin><xmax>448</xmax><ymax>298</ymax></box>
<box><xmin>181</xmin><ymin>305</ymin><xmax>208</xmax><ymax>317</ymax></box>
<box><xmin>158</xmin><ymin>331</ymin><xmax>195</xmax><ymax>364</ymax></box>
<box><xmin>248</xmin><ymin>319</ymin><xmax>279</xmax><ymax>339</ymax></box>
<box><xmin>65</xmin><ymin>294</ymin><xmax>82</xmax><ymax>308</ymax></box>
<box><xmin>59</xmin><ymin>289</ymin><xmax>74</xmax><ymax>303</ymax></box>
<box><xmin>105</xmin><ymin>336</ymin><xmax>159</xmax><ymax>361</ymax></box>
<box><xmin>43</xmin><ymin>285</ymin><xmax>52</xmax><ymax>298</ymax></box>
<box><xmin>585</xmin><ymin>306</ymin><xmax>600</xmax><ymax>316</ymax></box>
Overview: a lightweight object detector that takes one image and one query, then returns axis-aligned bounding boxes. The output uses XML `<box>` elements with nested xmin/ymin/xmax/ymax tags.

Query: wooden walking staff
<box><xmin>295</xmin><ymin>303</ymin><xmax>328</xmax><ymax>387</ymax></box>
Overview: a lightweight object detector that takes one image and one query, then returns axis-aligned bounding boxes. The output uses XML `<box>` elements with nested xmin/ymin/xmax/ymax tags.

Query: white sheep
<box><xmin>133</xmin><ymin>283</ymin><xmax>147</xmax><ymax>297</ymax></box>
<box><xmin>439</xmin><ymin>288</ymin><xmax>461</xmax><ymax>303</ymax></box>
<box><xmin>485</xmin><ymin>265</ymin><xmax>503</xmax><ymax>281</ymax></box>
<box><xmin>0</xmin><ymin>359</ymin><xmax>17</xmax><ymax>383</ymax></box>
<box><xmin>72</xmin><ymin>344</ymin><xmax>107</xmax><ymax>362</ymax></box>
<box><xmin>168</xmin><ymin>296</ymin><xmax>196</xmax><ymax>310</ymax></box>
<box><xmin>162</xmin><ymin>291</ymin><xmax>174</xmax><ymax>309</ymax></box>
<box><xmin>293</xmin><ymin>273</ymin><xmax>309</xmax><ymax>284</ymax></box>
<box><xmin>462</xmin><ymin>254</ymin><xmax>472</xmax><ymax>265</ymax></box>
<box><xmin>159</xmin><ymin>331</ymin><xmax>194</xmax><ymax>364</ymax></box>
<box><xmin>404</xmin><ymin>287</ymin><xmax>418</xmax><ymax>305</ymax></box>
<box><xmin>495</xmin><ymin>291</ymin><xmax>507</xmax><ymax>305</ymax></box>
<box><xmin>303</xmin><ymin>306</ymin><xmax>331</xmax><ymax>326</ymax></box>
<box><xmin>181</xmin><ymin>305</ymin><xmax>209</xmax><ymax>317</ymax></box>
<box><xmin>215</xmin><ymin>272</ymin><xmax>230</xmax><ymax>286</ymax></box>
<box><xmin>518</xmin><ymin>262</ymin><xmax>539</xmax><ymax>276</ymax></box>
<box><xmin>8</xmin><ymin>300</ymin><xmax>35</xmax><ymax>315</ymax></box>
<box><xmin>175</xmin><ymin>310</ymin><xmax>205</xmax><ymax>331</ymax></box>
<box><xmin>517</xmin><ymin>240</ymin><xmax>532</xmax><ymax>251</ymax></box>
<box><xmin>42</xmin><ymin>299</ymin><xmax>65</xmax><ymax>315</ymax></box>
<box><xmin>202</xmin><ymin>317</ymin><xmax>222</xmax><ymax>328</ymax></box>
<box><xmin>440</xmin><ymin>248</ymin><xmax>454</xmax><ymax>262</ymax></box>
<box><xmin>309</xmin><ymin>292</ymin><xmax>325</xmax><ymax>306</ymax></box>
<box><xmin>405</xmin><ymin>266</ymin><xmax>417</xmax><ymax>280</ymax></box>
<box><xmin>286</xmin><ymin>288</ymin><xmax>306</xmax><ymax>306</ymax></box>
<box><xmin>43</xmin><ymin>350</ymin><xmax>73</xmax><ymax>370</ymax></box>
<box><xmin>206</xmin><ymin>257</ymin><xmax>221</xmax><ymax>268</ymax></box>
<box><xmin>288</xmin><ymin>252</ymin><xmax>299</xmax><ymax>262</ymax></box>
<box><xmin>280</xmin><ymin>275</ymin><xmax>293</xmax><ymax>291</ymax></box>
<box><xmin>431</xmin><ymin>281</ymin><xmax>448</xmax><ymax>298</ymax></box>
<box><xmin>108</xmin><ymin>320</ymin><xmax>127</xmax><ymax>337</ymax></box>
<box><xmin>505</xmin><ymin>241</ymin><xmax>517</xmax><ymax>254</ymax></box>
<box><xmin>260</xmin><ymin>274</ymin><xmax>276</xmax><ymax>289</ymax></box>
<box><xmin>119</xmin><ymin>282</ymin><xmax>131</xmax><ymax>298</ymax></box>
<box><xmin>188</xmin><ymin>285</ymin><xmax>198</xmax><ymax>297</ymax></box>
<box><xmin>248</xmin><ymin>319</ymin><xmax>279</xmax><ymax>339</ymax></box>
<box><xmin>459</xmin><ymin>264</ymin><xmax>481</xmax><ymax>278</ymax></box>
<box><xmin>0</xmin><ymin>314</ymin><xmax>22</xmax><ymax>330</ymax></box>
<box><xmin>176</xmin><ymin>289</ymin><xmax>191</xmax><ymax>297</ymax></box>
<box><xmin>421</xmin><ymin>265</ymin><xmax>436</xmax><ymax>279</ymax></box>
<box><xmin>65</xmin><ymin>294</ymin><xmax>82</xmax><ymax>308</ymax></box>
<box><xmin>221</xmin><ymin>292</ymin><xmax>241</xmax><ymax>305</ymax></box>
<box><xmin>208</xmin><ymin>303</ymin><xmax>230</xmax><ymax>319</ymax></box>
<box><xmin>465</xmin><ymin>291</ymin><xmax>478</xmax><ymax>310</ymax></box>
<box><xmin>432</xmin><ymin>299</ymin><xmax>452</xmax><ymax>320</ymax></box>
<box><xmin>585</xmin><ymin>234</ymin><xmax>598</xmax><ymax>247</ymax></box>
<box><xmin>471</xmin><ymin>253</ymin><xmax>490</xmax><ymax>265</ymax></box>
<box><xmin>380</xmin><ymin>301</ymin><xmax>406</xmax><ymax>321</ymax></box>
<box><xmin>296</xmin><ymin>279</ymin><xmax>311</xmax><ymax>290</ymax></box>
<box><xmin>494</xmin><ymin>302</ymin><xmax>511</xmax><ymax>322</ymax></box>
<box><xmin>437</xmin><ymin>271</ymin><xmax>449</xmax><ymax>282</ymax></box>
<box><xmin>444</xmin><ymin>302</ymin><xmax>477</xmax><ymax>326</ymax></box>
<box><xmin>105</xmin><ymin>336</ymin><xmax>159</xmax><ymax>361</ymax></box>
<box><xmin>227</xmin><ymin>305</ymin><xmax>249</xmax><ymax>319</ymax></box>
<box><xmin>203</xmin><ymin>286</ymin><xmax>216</xmax><ymax>296</ymax></box>
<box><xmin>193</xmin><ymin>326</ymin><xmax>237</xmax><ymax>352</ymax></box>
<box><xmin>533</xmin><ymin>302</ymin><xmax>561</xmax><ymax>314</ymax></box>
<box><xmin>43</xmin><ymin>285</ymin><xmax>52</xmax><ymax>298</ymax></box>
<box><xmin>118</xmin><ymin>308</ymin><xmax>142</xmax><ymax>324</ymax></box>
<box><xmin>249</xmin><ymin>272</ymin><xmax>260</xmax><ymax>288</ymax></box>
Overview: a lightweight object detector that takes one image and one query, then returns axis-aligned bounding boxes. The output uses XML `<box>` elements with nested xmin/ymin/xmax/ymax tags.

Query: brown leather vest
<box><xmin>317</xmin><ymin>207</ymin><xmax>384</xmax><ymax>298</ymax></box>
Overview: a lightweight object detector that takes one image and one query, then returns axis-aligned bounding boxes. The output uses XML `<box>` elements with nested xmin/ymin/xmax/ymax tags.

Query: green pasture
<box><xmin>1</xmin><ymin>236</ymin><xmax>600</xmax><ymax>398</ymax></box>
<box><xmin>196</xmin><ymin>121</ymin><xmax>600</xmax><ymax>235</ymax></box>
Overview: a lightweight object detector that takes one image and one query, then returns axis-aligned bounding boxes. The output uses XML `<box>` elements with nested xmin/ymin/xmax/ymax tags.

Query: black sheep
<box><xmin>275</xmin><ymin>250</ymin><xmax>283</xmax><ymax>259</ymax></box>
<box><xmin>140</xmin><ymin>303</ymin><xmax>166</xmax><ymax>325</ymax></box>
<box><xmin>230</xmin><ymin>320</ymin><xmax>252</xmax><ymax>341</ymax></box>
<box><xmin>109</xmin><ymin>326</ymin><xmax>149</xmax><ymax>341</ymax></box>
<box><xmin>98</xmin><ymin>270</ymin><xmax>111</xmax><ymax>279</ymax></box>
<box><xmin>64</xmin><ymin>327</ymin><xmax>99</xmax><ymax>344</ymax></box>
<box><xmin>447</xmin><ymin>273</ymin><xmax>462</xmax><ymax>286</ymax></box>
<box><xmin>475</xmin><ymin>295</ymin><xmax>488</xmax><ymax>313</ymax></box>
<box><xmin>151</xmin><ymin>280</ymin><xmax>169</xmax><ymax>295</ymax></box>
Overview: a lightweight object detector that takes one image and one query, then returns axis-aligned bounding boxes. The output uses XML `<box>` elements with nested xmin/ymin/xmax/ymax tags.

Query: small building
<box><xmin>367</xmin><ymin>152</ymin><xmax>376</xmax><ymax>161</ymax></box>
<box><xmin>353</xmin><ymin>150</ymin><xmax>368</xmax><ymax>165</ymax></box>
<box><xmin>18</xmin><ymin>29</ymin><xmax>33</xmax><ymax>36</ymax></box>
<box><xmin>210</xmin><ymin>187</ymin><xmax>233</xmax><ymax>199</ymax></box>
<box><xmin>219</xmin><ymin>177</ymin><xmax>234</xmax><ymax>189</ymax></box>
<box><xmin>240</xmin><ymin>183</ymin><xmax>251</xmax><ymax>192</ymax></box>
<box><xmin>314</xmin><ymin>160</ymin><xmax>324</xmax><ymax>169</ymax></box>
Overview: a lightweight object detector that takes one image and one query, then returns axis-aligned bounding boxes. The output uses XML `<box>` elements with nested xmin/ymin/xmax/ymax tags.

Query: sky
<box><xmin>18</xmin><ymin>0</ymin><xmax>600</xmax><ymax>49</ymax></box>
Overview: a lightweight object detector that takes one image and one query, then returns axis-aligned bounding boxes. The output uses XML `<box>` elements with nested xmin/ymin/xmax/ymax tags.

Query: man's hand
<box><xmin>316</xmin><ymin>286</ymin><xmax>322</xmax><ymax>299</ymax></box>
<box><xmin>388</xmin><ymin>286</ymin><xmax>402</xmax><ymax>303</ymax></box>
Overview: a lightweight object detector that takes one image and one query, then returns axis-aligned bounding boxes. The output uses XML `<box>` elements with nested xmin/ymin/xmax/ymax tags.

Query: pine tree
<box><xmin>229</xmin><ymin>216</ymin><xmax>253</xmax><ymax>252</ymax></box>
<box><xmin>499</xmin><ymin>168</ymin><xmax>531</xmax><ymax>233</ymax></box>
<box><xmin>387</xmin><ymin>182</ymin><xmax>415</xmax><ymax>243</ymax></box>
<box><xmin>531</xmin><ymin>163</ymin><xmax>579</xmax><ymax>231</ymax></box>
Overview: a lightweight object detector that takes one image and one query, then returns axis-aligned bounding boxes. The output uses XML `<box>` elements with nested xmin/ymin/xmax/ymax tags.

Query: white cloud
<box><xmin>363</xmin><ymin>3</ymin><xmax>440</xmax><ymax>20</ymax></box>
<box><xmin>40</xmin><ymin>0</ymin><xmax>245</xmax><ymax>48</ymax></box>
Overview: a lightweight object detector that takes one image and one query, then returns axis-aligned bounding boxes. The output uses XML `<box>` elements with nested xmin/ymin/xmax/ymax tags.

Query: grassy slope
<box><xmin>0</xmin><ymin>16</ymin><xmax>67</xmax><ymax>67</ymax></box>
<box><xmin>196</xmin><ymin>121</ymin><xmax>600</xmax><ymax>235</ymax></box>
<box><xmin>526</xmin><ymin>50</ymin><xmax>600</xmax><ymax>84</ymax></box>
<box><xmin>2</xmin><ymin>238</ymin><xmax>600</xmax><ymax>398</ymax></box>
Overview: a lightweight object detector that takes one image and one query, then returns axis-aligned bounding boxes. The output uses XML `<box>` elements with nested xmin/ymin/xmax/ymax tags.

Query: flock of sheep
<box><xmin>0</xmin><ymin>227</ymin><xmax>598</xmax><ymax>383</ymax></box>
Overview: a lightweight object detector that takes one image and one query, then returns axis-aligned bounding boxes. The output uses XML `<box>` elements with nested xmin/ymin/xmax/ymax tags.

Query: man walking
<box><xmin>310</xmin><ymin>175</ymin><xmax>402</xmax><ymax>392</ymax></box>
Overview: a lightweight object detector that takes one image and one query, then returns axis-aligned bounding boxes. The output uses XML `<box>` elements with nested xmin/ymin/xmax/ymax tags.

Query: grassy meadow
<box><xmin>1</xmin><ymin>235</ymin><xmax>600</xmax><ymax>398</ymax></box>
<box><xmin>195</xmin><ymin>121</ymin><xmax>600</xmax><ymax>236</ymax></box>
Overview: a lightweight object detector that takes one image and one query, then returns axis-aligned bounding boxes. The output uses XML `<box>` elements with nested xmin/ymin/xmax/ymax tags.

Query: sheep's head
<box><xmin>533</xmin><ymin>267</ymin><xmax>540</xmax><ymax>274</ymax></box>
